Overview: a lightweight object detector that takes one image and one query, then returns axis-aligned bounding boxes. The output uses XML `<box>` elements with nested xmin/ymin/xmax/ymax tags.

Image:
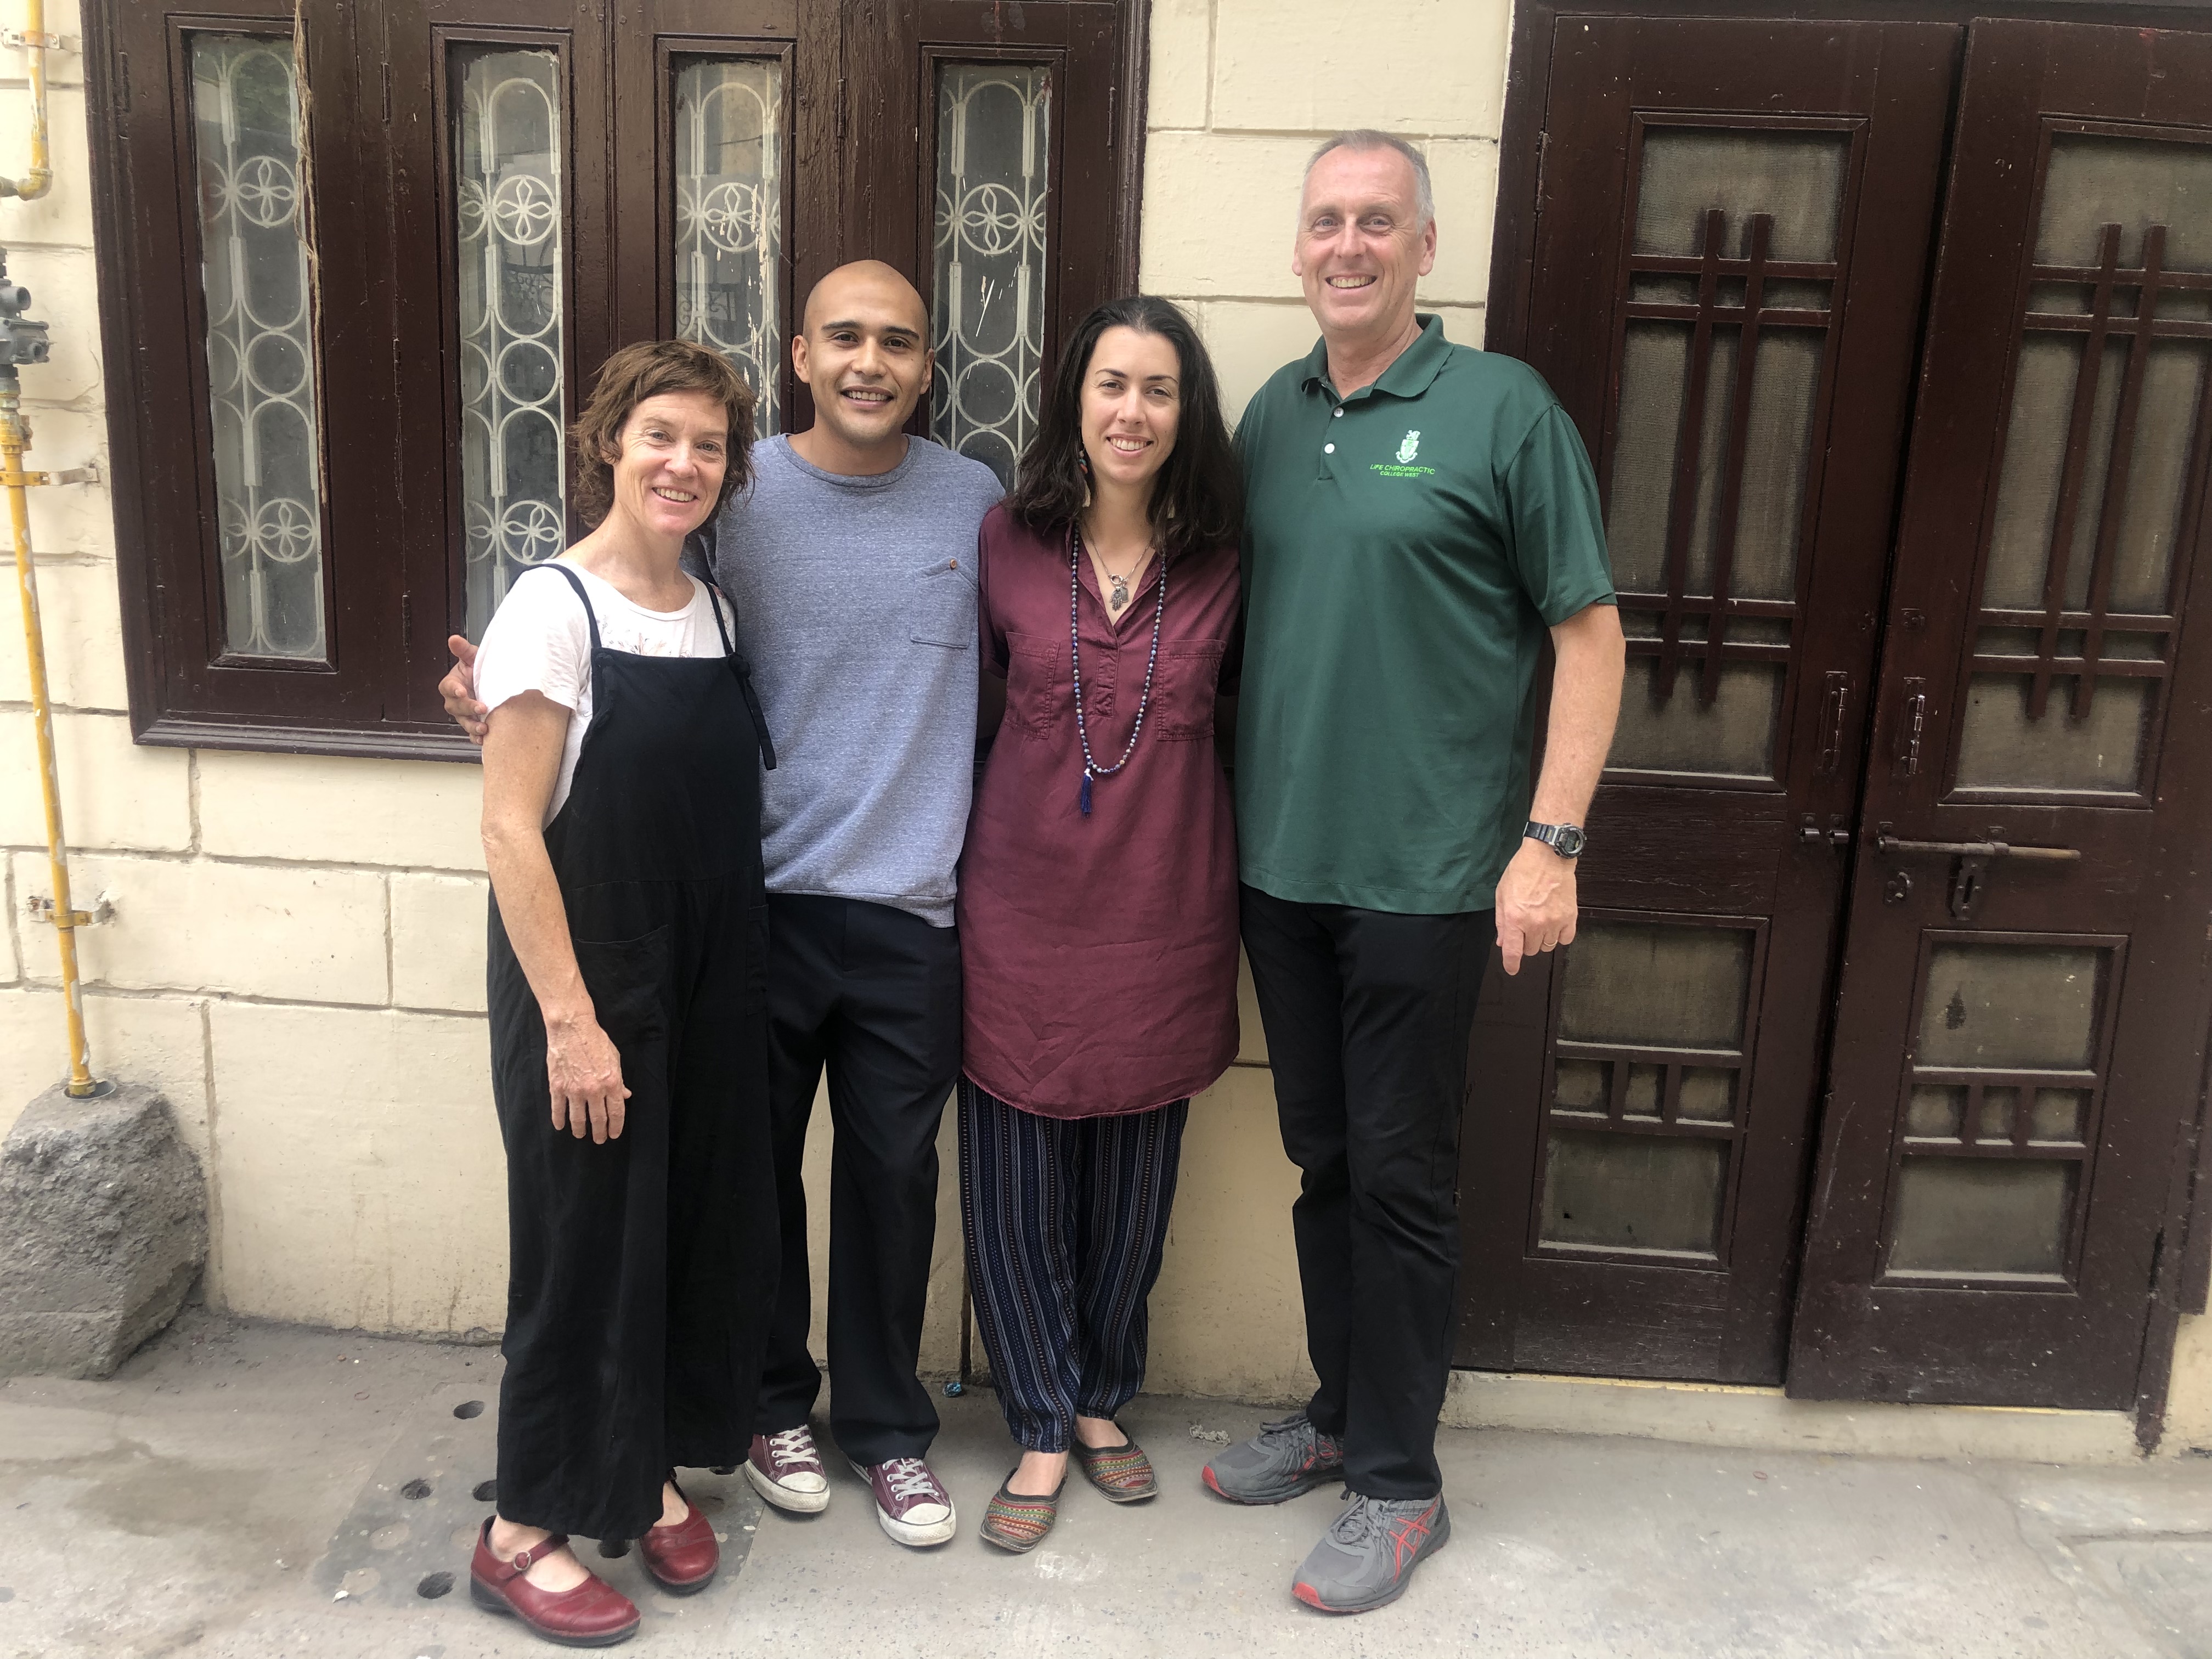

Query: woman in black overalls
<box><xmin>466</xmin><ymin>341</ymin><xmax>776</xmax><ymax>1648</ymax></box>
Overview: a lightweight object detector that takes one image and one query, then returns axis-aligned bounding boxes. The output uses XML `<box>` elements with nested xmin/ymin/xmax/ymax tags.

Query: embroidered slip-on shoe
<box><xmin>979</xmin><ymin>1476</ymin><xmax>1062</xmax><ymax>1553</ymax></box>
<box><xmin>637</xmin><ymin>1479</ymin><xmax>719</xmax><ymax>1594</ymax></box>
<box><xmin>1290</xmin><ymin>1493</ymin><xmax>1451</xmax><ymax>1615</ymax></box>
<box><xmin>1071</xmin><ymin>1432</ymin><xmax>1158</xmax><ymax>1502</ymax></box>
<box><xmin>849</xmin><ymin>1454</ymin><xmax>958</xmax><ymax>1547</ymax></box>
<box><xmin>746</xmin><ymin>1426</ymin><xmax>830</xmax><ymax>1514</ymax></box>
<box><xmin>470</xmin><ymin>1519</ymin><xmax>641</xmax><ymax>1647</ymax></box>
<box><xmin>1201</xmin><ymin>1410</ymin><xmax>1345</xmax><ymax>1505</ymax></box>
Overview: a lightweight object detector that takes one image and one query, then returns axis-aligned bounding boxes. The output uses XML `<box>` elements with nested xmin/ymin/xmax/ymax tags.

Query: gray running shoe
<box><xmin>1201</xmin><ymin>1410</ymin><xmax>1345</xmax><ymax>1504</ymax></box>
<box><xmin>1291</xmin><ymin>1493</ymin><xmax>1450</xmax><ymax>1613</ymax></box>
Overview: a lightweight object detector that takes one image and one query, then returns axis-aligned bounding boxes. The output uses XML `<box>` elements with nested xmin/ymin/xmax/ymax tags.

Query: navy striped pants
<box><xmin>958</xmin><ymin>1082</ymin><xmax>1189</xmax><ymax>1453</ymax></box>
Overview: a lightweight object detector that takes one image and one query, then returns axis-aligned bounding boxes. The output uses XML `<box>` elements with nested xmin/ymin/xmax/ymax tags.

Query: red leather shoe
<box><xmin>470</xmin><ymin>1518</ymin><xmax>641</xmax><ymax>1647</ymax></box>
<box><xmin>637</xmin><ymin>1479</ymin><xmax>720</xmax><ymax>1594</ymax></box>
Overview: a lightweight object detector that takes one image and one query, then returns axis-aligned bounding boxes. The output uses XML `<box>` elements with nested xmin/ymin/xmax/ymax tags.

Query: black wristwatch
<box><xmin>1525</xmin><ymin>820</ymin><xmax>1587</xmax><ymax>859</ymax></box>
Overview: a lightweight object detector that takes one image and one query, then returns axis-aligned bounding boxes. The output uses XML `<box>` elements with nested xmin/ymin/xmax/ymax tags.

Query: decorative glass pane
<box><xmin>1888</xmin><ymin>1158</ymin><xmax>2076</xmax><ymax>1277</ymax></box>
<box><xmin>675</xmin><ymin>58</ymin><xmax>783</xmax><ymax>433</ymax></box>
<box><xmin>1558</xmin><ymin>923</ymin><xmax>1753</xmax><ymax>1051</ymax></box>
<box><xmin>930</xmin><ymin>64</ymin><xmax>1049</xmax><ymax>487</ymax></box>
<box><xmin>1977</xmin><ymin>1086</ymin><xmax>2019</xmax><ymax>1142</ymax></box>
<box><xmin>1612</xmin><ymin>656</ymin><xmax>1784</xmax><ymax>778</ymax></box>
<box><xmin>1554</xmin><ymin>1058</ymin><xmax>1609</xmax><ymax>1114</ymax></box>
<box><xmin>1607</xmin><ymin>324</ymin><xmax>1820</xmax><ymax>602</ymax></box>
<box><xmin>455</xmin><ymin>47</ymin><xmax>566</xmax><ymax>639</ymax></box>
<box><xmin>1678</xmin><ymin>1068</ymin><xmax>1737</xmax><ymax>1123</ymax></box>
<box><xmin>1955</xmin><ymin>672</ymin><xmax>2149</xmax><ymax>793</ymax></box>
<box><xmin>1915</xmin><ymin>944</ymin><xmax>2104</xmax><ymax>1071</ymax></box>
<box><xmin>1634</xmin><ymin>129</ymin><xmax>1849</xmax><ymax>263</ymax></box>
<box><xmin>2035</xmin><ymin>134</ymin><xmax>2212</xmax><ymax>272</ymax></box>
<box><xmin>1906</xmin><ymin>1085</ymin><xmax>1965</xmax><ymax>1141</ymax></box>
<box><xmin>191</xmin><ymin>34</ymin><xmax>325</xmax><ymax>660</ymax></box>
<box><xmin>1542</xmin><ymin>1130</ymin><xmax>1726</xmax><ymax>1257</ymax></box>
<box><xmin>2031</xmin><ymin>1088</ymin><xmax>2089</xmax><ymax>1144</ymax></box>
<box><xmin>1982</xmin><ymin>340</ymin><xmax>2207</xmax><ymax>616</ymax></box>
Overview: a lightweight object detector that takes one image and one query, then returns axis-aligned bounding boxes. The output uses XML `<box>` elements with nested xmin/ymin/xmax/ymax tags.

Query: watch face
<box><xmin>1555</xmin><ymin>825</ymin><xmax>1587</xmax><ymax>857</ymax></box>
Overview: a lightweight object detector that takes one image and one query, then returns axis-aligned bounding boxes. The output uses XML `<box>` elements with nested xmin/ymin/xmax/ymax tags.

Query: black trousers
<box><xmin>756</xmin><ymin>893</ymin><xmax>963</xmax><ymax>1464</ymax></box>
<box><xmin>1238</xmin><ymin>884</ymin><xmax>1491</xmax><ymax>1500</ymax></box>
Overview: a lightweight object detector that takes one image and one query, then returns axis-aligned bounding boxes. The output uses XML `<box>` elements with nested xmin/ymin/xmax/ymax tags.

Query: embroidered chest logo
<box><xmin>1371</xmin><ymin>427</ymin><xmax>1436</xmax><ymax>479</ymax></box>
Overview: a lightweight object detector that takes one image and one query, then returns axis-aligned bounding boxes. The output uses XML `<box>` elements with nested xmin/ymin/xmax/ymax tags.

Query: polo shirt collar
<box><xmin>1299</xmin><ymin>313</ymin><xmax>1451</xmax><ymax>404</ymax></box>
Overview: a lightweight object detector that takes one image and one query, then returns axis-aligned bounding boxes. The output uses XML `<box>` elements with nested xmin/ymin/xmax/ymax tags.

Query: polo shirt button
<box><xmin>1332</xmin><ymin>409</ymin><xmax>1343</xmax><ymax>418</ymax></box>
<box><xmin>1324</xmin><ymin>443</ymin><xmax>1335</xmax><ymax>454</ymax></box>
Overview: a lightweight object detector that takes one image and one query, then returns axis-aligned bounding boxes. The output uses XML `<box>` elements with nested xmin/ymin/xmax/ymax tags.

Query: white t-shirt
<box><xmin>476</xmin><ymin>561</ymin><xmax>734</xmax><ymax>824</ymax></box>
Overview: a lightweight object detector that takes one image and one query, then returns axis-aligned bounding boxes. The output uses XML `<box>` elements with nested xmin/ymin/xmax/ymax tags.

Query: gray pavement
<box><xmin>1</xmin><ymin>1308</ymin><xmax>2208</xmax><ymax>1658</ymax></box>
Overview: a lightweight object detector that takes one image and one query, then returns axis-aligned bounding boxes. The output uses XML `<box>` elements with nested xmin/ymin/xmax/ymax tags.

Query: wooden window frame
<box><xmin>86</xmin><ymin>0</ymin><xmax>1150</xmax><ymax>760</ymax></box>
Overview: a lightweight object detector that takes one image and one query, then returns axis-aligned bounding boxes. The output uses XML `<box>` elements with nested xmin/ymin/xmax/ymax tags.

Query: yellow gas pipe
<box><xmin>2</xmin><ymin>3</ymin><xmax>98</xmax><ymax>1097</ymax></box>
<box><xmin>1</xmin><ymin>0</ymin><xmax>52</xmax><ymax>205</ymax></box>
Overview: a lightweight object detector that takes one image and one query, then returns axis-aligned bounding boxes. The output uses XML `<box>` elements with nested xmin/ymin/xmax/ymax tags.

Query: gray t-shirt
<box><xmin>691</xmin><ymin>435</ymin><xmax>1002</xmax><ymax>926</ymax></box>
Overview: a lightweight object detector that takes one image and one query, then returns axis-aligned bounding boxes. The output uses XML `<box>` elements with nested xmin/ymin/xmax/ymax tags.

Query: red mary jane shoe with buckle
<box><xmin>470</xmin><ymin>1518</ymin><xmax>641</xmax><ymax>1647</ymax></box>
<box><xmin>637</xmin><ymin>1479</ymin><xmax>720</xmax><ymax>1594</ymax></box>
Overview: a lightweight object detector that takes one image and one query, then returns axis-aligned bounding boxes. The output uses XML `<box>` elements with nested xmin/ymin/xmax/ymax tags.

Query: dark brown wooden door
<box><xmin>1789</xmin><ymin>20</ymin><xmax>2212</xmax><ymax>1409</ymax></box>
<box><xmin>1459</xmin><ymin>15</ymin><xmax>1959</xmax><ymax>1383</ymax></box>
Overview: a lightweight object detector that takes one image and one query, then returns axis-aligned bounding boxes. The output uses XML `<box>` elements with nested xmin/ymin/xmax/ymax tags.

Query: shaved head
<box><xmin>802</xmin><ymin>259</ymin><xmax>929</xmax><ymax>337</ymax></box>
<box><xmin>788</xmin><ymin>259</ymin><xmax>935</xmax><ymax>473</ymax></box>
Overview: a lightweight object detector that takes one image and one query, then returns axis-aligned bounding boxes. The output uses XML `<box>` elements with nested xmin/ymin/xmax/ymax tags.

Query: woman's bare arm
<box><xmin>481</xmin><ymin>692</ymin><xmax>631</xmax><ymax>1142</ymax></box>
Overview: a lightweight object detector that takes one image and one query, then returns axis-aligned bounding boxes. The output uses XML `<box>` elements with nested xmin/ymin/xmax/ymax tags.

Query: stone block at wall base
<box><xmin>0</xmin><ymin>1081</ymin><xmax>207</xmax><ymax>1379</ymax></box>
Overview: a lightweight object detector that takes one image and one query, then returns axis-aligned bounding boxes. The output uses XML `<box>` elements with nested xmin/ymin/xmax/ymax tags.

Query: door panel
<box><xmin>1790</xmin><ymin>20</ymin><xmax>2212</xmax><ymax>1408</ymax></box>
<box><xmin>1459</xmin><ymin>16</ymin><xmax>1960</xmax><ymax>1383</ymax></box>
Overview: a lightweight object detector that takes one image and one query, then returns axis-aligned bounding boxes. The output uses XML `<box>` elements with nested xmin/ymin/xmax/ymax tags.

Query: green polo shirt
<box><xmin>1234</xmin><ymin>315</ymin><xmax>1615</xmax><ymax>913</ymax></box>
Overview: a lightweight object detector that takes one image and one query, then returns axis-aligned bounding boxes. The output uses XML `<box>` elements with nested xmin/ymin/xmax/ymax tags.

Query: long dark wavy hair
<box><xmin>1005</xmin><ymin>296</ymin><xmax>1242</xmax><ymax>561</ymax></box>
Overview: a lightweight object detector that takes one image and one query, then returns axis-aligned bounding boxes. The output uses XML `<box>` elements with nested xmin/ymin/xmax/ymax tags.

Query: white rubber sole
<box><xmin>849</xmin><ymin>1458</ymin><xmax>957</xmax><ymax>1547</ymax></box>
<box><xmin>742</xmin><ymin>1456</ymin><xmax>831</xmax><ymax>1515</ymax></box>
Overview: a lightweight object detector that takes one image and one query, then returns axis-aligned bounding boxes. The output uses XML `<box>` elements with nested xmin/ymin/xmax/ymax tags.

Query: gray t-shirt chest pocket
<box><xmin>909</xmin><ymin>556</ymin><xmax>977</xmax><ymax>650</ymax></box>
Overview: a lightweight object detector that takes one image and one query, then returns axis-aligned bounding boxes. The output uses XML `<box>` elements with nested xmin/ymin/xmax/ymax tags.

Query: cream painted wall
<box><xmin>5</xmin><ymin>0</ymin><xmax>2207</xmax><ymax>1453</ymax></box>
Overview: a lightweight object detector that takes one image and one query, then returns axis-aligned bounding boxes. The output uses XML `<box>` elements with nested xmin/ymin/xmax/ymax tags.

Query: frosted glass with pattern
<box><xmin>191</xmin><ymin>34</ymin><xmax>326</xmax><ymax>659</ymax></box>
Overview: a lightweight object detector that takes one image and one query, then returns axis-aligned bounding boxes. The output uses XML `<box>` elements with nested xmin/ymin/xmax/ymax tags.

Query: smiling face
<box><xmin>1293</xmin><ymin>144</ymin><xmax>1436</xmax><ymax>349</ymax></box>
<box><xmin>1080</xmin><ymin>325</ymin><xmax>1182</xmax><ymax>500</ymax></box>
<box><xmin>792</xmin><ymin>261</ymin><xmax>934</xmax><ymax>455</ymax></box>
<box><xmin>605</xmin><ymin>390</ymin><xmax>729</xmax><ymax>541</ymax></box>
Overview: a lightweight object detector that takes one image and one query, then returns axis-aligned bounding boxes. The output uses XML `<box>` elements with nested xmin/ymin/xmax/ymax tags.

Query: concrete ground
<box><xmin>1</xmin><ymin>1309</ymin><xmax>2208</xmax><ymax>1659</ymax></box>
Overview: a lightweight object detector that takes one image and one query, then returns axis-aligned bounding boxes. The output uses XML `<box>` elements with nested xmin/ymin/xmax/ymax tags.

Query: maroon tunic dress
<box><xmin>957</xmin><ymin>503</ymin><xmax>1242</xmax><ymax>1119</ymax></box>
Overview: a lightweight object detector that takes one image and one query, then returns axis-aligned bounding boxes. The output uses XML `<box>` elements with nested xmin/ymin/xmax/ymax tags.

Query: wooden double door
<box><xmin>1464</xmin><ymin>14</ymin><xmax>2212</xmax><ymax>1408</ymax></box>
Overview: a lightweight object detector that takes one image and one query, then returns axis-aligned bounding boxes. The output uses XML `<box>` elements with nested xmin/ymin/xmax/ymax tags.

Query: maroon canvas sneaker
<box><xmin>746</xmin><ymin>1426</ymin><xmax>831</xmax><ymax>1514</ymax></box>
<box><xmin>848</xmin><ymin>1454</ymin><xmax>957</xmax><ymax>1547</ymax></box>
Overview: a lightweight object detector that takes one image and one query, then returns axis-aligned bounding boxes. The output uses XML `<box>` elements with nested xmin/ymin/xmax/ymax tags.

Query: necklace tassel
<box><xmin>1080</xmin><ymin>769</ymin><xmax>1093</xmax><ymax>817</ymax></box>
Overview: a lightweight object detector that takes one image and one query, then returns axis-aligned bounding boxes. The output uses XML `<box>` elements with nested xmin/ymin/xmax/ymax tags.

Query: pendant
<box><xmin>1109</xmin><ymin>577</ymin><xmax>1130</xmax><ymax>611</ymax></box>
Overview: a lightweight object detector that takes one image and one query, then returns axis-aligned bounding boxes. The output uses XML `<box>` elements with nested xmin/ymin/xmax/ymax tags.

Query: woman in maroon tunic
<box><xmin>957</xmin><ymin>296</ymin><xmax>1244</xmax><ymax>1552</ymax></box>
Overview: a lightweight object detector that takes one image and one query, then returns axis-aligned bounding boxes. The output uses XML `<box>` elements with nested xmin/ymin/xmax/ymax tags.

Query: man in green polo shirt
<box><xmin>1200</xmin><ymin>131</ymin><xmax>1624</xmax><ymax>1613</ymax></box>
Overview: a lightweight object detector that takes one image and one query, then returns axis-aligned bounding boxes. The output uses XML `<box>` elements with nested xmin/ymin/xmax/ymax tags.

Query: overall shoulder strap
<box><xmin>699</xmin><ymin>577</ymin><xmax>778</xmax><ymax>772</ymax></box>
<box><xmin>541</xmin><ymin>562</ymin><xmax>603</xmax><ymax>655</ymax></box>
<box><xmin>700</xmin><ymin>577</ymin><xmax>737</xmax><ymax>657</ymax></box>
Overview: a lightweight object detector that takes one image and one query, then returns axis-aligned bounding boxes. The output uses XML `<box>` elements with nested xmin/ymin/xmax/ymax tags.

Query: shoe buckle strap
<box><xmin>505</xmin><ymin>1533</ymin><xmax>569</xmax><ymax>1577</ymax></box>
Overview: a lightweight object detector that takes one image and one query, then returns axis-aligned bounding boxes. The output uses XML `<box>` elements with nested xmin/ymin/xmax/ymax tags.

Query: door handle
<box><xmin>1874</xmin><ymin>835</ymin><xmax>2081</xmax><ymax>862</ymax></box>
<box><xmin>1893</xmin><ymin>676</ymin><xmax>1927</xmax><ymax>776</ymax></box>
<box><xmin>1817</xmin><ymin>672</ymin><xmax>1849</xmax><ymax>776</ymax></box>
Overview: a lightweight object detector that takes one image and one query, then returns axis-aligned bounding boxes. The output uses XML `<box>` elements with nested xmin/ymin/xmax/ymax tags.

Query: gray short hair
<box><xmin>1304</xmin><ymin>130</ymin><xmax>1435</xmax><ymax>228</ymax></box>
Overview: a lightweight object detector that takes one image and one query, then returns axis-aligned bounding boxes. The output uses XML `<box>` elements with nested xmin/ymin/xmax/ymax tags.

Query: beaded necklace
<box><xmin>1069</xmin><ymin>518</ymin><xmax>1166</xmax><ymax>817</ymax></box>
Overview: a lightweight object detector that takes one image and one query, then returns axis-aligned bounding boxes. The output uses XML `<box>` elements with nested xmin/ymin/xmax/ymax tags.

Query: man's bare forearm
<box><xmin>1529</xmin><ymin>602</ymin><xmax>1625</xmax><ymax>826</ymax></box>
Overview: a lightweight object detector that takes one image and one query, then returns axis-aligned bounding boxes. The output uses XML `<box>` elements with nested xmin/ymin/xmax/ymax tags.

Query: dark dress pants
<box><xmin>755</xmin><ymin>894</ymin><xmax>962</xmax><ymax>1464</ymax></box>
<box><xmin>1238</xmin><ymin>884</ymin><xmax>1491</xmax><ymax>1500</ymax></box>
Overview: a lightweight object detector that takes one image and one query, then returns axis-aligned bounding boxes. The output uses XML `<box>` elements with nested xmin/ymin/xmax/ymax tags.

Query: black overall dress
<box><xmin>487</xmin><ymin>563</ymin><xmax>777</xmax><ymax>1543</ymax></box>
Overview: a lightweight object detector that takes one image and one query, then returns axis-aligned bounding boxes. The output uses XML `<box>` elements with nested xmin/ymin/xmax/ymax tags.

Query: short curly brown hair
<box><xmin>569</xmin><ymin>339</ymin><xmax>757</xmax><ymax>528</ymax></box>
